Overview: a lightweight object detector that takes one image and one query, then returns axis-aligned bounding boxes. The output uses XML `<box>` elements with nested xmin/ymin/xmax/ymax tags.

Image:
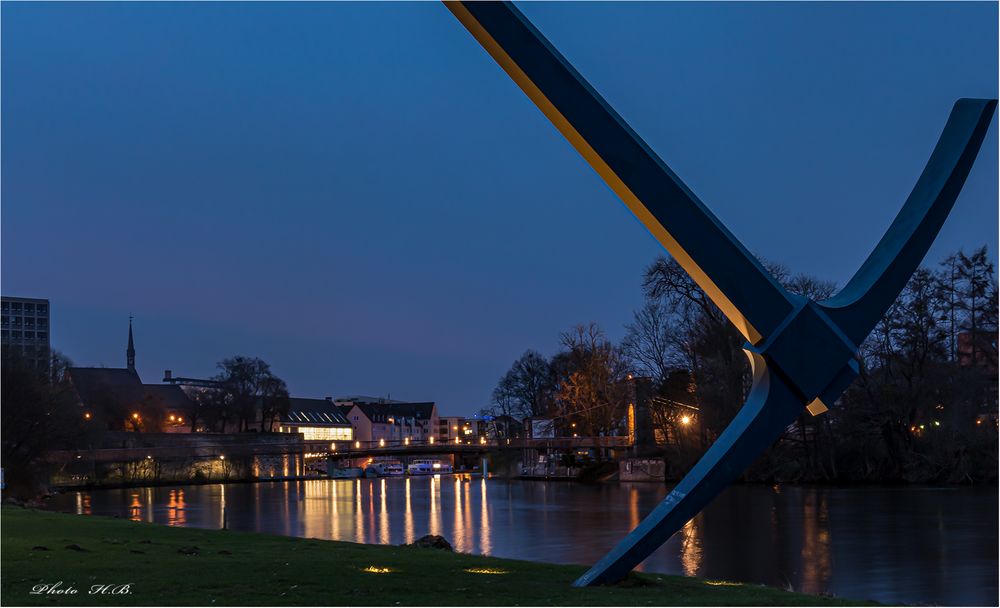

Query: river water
<box><xmin>48</xmin><ymin>478</ymin><xmax>997</xmax><ymax>605</ymax></box>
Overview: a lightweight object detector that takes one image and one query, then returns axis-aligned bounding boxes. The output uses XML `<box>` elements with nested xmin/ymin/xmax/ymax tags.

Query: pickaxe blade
<box><xmin>443</xmin><ymin>0</ymin><xmax>996</xmax><ymax>586</ymax></box>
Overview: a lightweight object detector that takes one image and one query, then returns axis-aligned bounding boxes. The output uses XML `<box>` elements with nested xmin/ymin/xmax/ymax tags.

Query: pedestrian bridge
<box><xmin>49</xmin><ymin>434</ymin><xmax>632</xmax><ymax>464</ymax></box>
<box><xmin>319</xmin><ymin>436</ymin><xmax>631</xmax><ymax>459</ymax></box>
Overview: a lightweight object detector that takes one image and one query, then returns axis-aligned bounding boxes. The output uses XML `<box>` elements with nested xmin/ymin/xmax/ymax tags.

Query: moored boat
<box><xmin>407</xmin><ymin>459</ymin><xmax>453</xmax><ymax>475</ymax></box>
<box><xmin>328</xmin><ymin>466</ymin><xmax>363</xmax><ymax>479</ymax></box>
<box><xmin>364</xmin><ymin>459</ymin><xmax>404</xmax><ymax>478</ymax></box>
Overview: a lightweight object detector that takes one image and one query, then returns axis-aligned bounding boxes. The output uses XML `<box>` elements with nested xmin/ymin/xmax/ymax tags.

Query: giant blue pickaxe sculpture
<box><xmin>444</xmin><ymin>0</ymin><xmax>997</xmax><ymax>587</ymax></box>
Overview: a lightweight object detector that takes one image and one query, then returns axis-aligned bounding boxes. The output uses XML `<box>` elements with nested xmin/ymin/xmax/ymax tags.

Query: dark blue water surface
<box><xmin>47</xmin><ymin>479</ymin><xmax>997</xmax><ymax>606</ymax></box>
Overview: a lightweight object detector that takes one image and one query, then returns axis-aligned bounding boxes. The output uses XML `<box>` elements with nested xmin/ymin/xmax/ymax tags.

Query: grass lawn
<box><xmin>1</xmin><ymin>507</ymin><xmax>870</xmax><ymax>606</ymax></box>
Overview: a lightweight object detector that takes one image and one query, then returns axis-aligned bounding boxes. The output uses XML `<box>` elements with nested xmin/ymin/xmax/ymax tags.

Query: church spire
<box><xmin>127</xmin><ymin>315</ymin><xmax>136</xmax><ymax>374</ymax></box>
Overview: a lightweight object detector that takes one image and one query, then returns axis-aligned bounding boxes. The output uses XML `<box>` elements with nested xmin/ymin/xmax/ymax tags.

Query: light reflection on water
<box><xmin>52</xmin><ymin>479</ymin><xmax>996</xmax><ymax>606</ymax></box>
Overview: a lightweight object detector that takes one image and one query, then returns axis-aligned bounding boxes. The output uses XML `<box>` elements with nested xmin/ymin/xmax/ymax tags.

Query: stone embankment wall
<box><xmin>49</xmin><ymin>433</ymin><xmax>307</xmax><ymax>488</ymax></box>
<box><xmin>619</xmin><ymin>458</ymin><xmax>666</xmax><ymax>482</ymax></box>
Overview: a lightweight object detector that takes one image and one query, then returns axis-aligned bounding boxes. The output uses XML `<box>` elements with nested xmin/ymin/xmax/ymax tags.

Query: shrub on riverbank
<box><xmin>1</xmin><ymin>507</ymin><xmax>869</xmax><ymax>606</ymax></box>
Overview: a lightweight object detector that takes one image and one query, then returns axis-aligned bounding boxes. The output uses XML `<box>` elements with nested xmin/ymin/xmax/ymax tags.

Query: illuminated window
<box><xmin>297</xmin><ymin>426</ymin><xmax>353</xmax><ymax>441</ymax></box>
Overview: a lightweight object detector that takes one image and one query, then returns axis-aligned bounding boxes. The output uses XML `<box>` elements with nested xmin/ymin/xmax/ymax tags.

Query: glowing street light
<box><xmin>83</xmin><ymin>412</ymin><xmax>91</xmax><ymax>420</ymax></box>
<box><xmin>680</xmin><ymin>415</ymin><xmax>692</xmax><ymax>426</ymax></box>
<box><xmin>355</xmin><ymin>441</ymin><xmax>361</xmax><ymax>449</ymax></box>
<box><xmin>429</xmin><ymin>436</ymin><xmax>435</xmax><ymax>444</ymax></box>
<box><xmin>379</xmin><ymin>438</ymin><xmax>385</xmax><ymax>447</ymax></box>
<box><xmin>404</xmin><ymin>437</ymin><xmax>410</xmax><ymax>446</ymax></box>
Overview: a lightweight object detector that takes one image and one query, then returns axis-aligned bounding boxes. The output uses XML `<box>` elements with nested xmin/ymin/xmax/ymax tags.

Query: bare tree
<box><xmin>213</xmin><ymin>356</ymin><xmax>290</xmax><ymax>432</ymax></box>
<box><xmin>489</xmin><ymin>350</ymin><xmax>555</xmax><ymax>421</ymax></box>
<box><xmin>554</xmin><ymin>323</ymin><xmax>631</xmax><ymax>437</ymax></box>
<box><xmin>621</xmin><ymin>299</ymin><xmax>676</xmax><ymax>383</ymax></box>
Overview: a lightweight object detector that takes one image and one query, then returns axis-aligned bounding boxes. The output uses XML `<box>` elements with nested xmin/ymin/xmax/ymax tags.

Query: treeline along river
<box><xmin>47</xmin><ymin>478</ymin><xmax>997</xmax><ymax>606</ymax></box>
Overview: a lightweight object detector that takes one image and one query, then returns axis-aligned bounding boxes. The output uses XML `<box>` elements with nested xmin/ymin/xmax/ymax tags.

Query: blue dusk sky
<box><xmin>2</xmin><ymin>2</ymin><xmax>997</xmax><ymax>415</ymax></box>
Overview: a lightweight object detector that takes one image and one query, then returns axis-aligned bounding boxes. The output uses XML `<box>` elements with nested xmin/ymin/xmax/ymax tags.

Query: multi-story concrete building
<box><xmin>437</xmin><ymin>416</ymin><xmax>464</xmax><ymax>443</ymax></box>
<box><xmin>1</xmin><ymin>296</ymin><xmax>51</xmax><ymax>371</ymax></box>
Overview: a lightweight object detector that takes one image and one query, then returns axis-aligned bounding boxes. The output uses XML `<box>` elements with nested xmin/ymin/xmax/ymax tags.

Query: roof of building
<box><xmin>68</xmin><ymin>367</ymin><xmax>143</xmax><ymax>401</ymax></box>
<box><xmin>68</xmin><ymin>367</ymin><xmax>195</xmax><ymax>411</ymax></box>
<box><xmin>284</xmin><ymin>397</ymin><xmax>352</xmax><ymax>426</ymax></box>
<box><xmin>334</xmin><ymin>395</ymin><xmax>405</xmax><ymax>404</ymax></box>
<box><xmin>1</xmin><ymin>296</ymin><xmax>50</xmax><ymax>304</ymax></box>
<box><xmin>351</xmin><ymin>401</ymin><xmax>436</xmax><ymax>423</ymax></box>
<box><xmin>140</xmin><ymin>384</ymin><xmax>196</xmax><ymax>411</ymax></box>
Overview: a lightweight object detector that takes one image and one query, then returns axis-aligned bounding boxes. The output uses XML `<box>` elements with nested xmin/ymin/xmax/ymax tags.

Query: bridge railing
<box><xmin>48</xmin><ymin>435</ymin><xmax>634</xmax><ymax>462</ymax></box>
<box><xmin>317</xmin><ymin>435</ymin><xmax>632</xmax><ymax>454</ymax></box>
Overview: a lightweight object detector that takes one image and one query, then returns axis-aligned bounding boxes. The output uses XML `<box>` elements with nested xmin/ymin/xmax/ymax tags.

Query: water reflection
<box><xmin>404</xmin><ymin>478</ymin><xmax>414</xmax><ymax>544</ymax></box>
<box><xmin>48</xmin><ymin>481</ymin><xmax>997</xmax><ymax>606</ymax></box>
<box><xmin>128</xmin><ymin>491</ymin><xmax>141</xmax><ymax>521</ymax></box>
<box><xmin>166</xmin><ymin>489</ymin><xmax>186</xmax><ymax>526</ymax></box>
<box><xmin>453</xmin><ymin>477</ymin><xmax>464</xmax><ymax>552</ymax></box>
<box><xmin>629</xmin><ymin>485</ymin><xmax>640</xmax><ymax>530</ymax></box>
<box><xmin>480</xmin><ymin>479</ymin><xmax>491</xmax><ymax>555</ymax></box>
<box><xmin>679</xmin><ymin>518</ymin><xmax>701</xmax><ymax>577</ymax></box>
<box><xmin>354</xmin><ymin>479</ymin><xmax>363</xmax><ymax>544</ymax></box>
<box><xmin>429</xmin><ymin>475</ymin><xmax>440</xmax><ymax>538</ymax></box>
<box><xmin>74</xmin><ymin>492</ymin><xmax>91</xmax><ymax>515</ymax></box>
<box><xmin>379</xmin><ymin>479</ymin><xmax>389</xmax><ymax>545</ymax></box>
<box><xmin>800</xmin><ymin>491</ymin><xmax>831</xmax><ymax>594</ymax></box>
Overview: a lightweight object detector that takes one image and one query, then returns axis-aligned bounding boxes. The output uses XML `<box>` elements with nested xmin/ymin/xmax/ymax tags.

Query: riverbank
<box><xmin>1</xmin><ymin>507</ymin><xmax>868</xmax><ymax>606</ymax></box>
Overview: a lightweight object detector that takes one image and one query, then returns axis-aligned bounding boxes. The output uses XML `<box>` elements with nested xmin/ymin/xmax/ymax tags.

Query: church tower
<box><xmin>127</xmin><ymin>316</ymin><xmax>136</xmax><ymax>374</ymax></box>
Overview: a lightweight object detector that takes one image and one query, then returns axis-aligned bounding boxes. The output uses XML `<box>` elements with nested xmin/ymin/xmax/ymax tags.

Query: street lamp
<box><xmin>680</xmin><ymin>415</ymin><xmax>692</xmax><ymax>426</ymax></box>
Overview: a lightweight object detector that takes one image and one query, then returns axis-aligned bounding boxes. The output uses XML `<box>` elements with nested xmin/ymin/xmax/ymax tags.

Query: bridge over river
<box><xmin>47</xmin><ymin>433</ymin><xmax>632</xmax><ymax>465</ymax></box>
